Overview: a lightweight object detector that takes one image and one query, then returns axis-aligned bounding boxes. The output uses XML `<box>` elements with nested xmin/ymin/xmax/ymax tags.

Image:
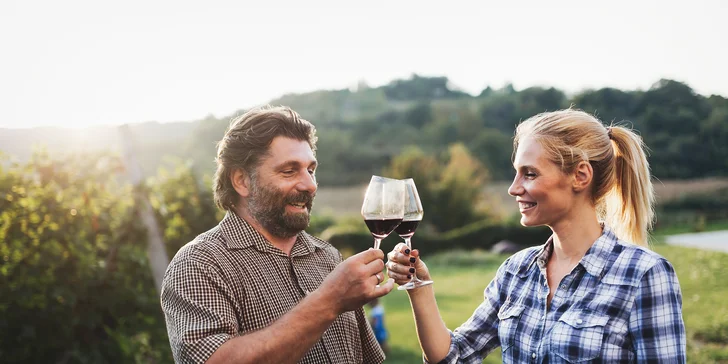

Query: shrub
<box><xmin>324</xmin><ymin>219</ymin><xmax>551</xmax><ymax>256</ymax></box>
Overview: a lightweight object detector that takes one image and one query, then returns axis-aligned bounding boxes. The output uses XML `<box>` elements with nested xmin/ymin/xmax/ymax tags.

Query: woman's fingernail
<box><xmin>404</xmin><ymin>249</ymin><xmax>410</xmax><ymax>254</ymax></box>
<box><xmin>410</xmin><ymin>257</ymin><xmax>416</xmax><ymax>263</ymax></box>
<box><xmin>409</xmin><ymin>267</ymin><xmax>415</xmax><ymax>273</ymax></box>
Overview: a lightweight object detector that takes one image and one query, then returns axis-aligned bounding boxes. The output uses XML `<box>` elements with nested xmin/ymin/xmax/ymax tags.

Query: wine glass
<box><xmin>361</xmin><ymin>176</ymin><xmax>405</xmax><ymax>250</ymax></box>
<box><xmin>396</xmin><ymin>178</ymin><xmax>432</xmax><ymax>290</ymax></box>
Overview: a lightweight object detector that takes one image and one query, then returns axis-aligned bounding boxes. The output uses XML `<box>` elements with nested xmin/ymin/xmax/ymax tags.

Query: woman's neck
<box><xmin>549</xmin><ymin>206</ymin><xmax>602</xmax><ymax>265</ymax></box>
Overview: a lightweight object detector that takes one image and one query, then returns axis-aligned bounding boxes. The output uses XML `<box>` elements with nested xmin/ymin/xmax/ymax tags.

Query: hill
<box><xmin>2</xmin><ymin>76</ymin><xmax>727</xmax><ymax>186</ymax></box>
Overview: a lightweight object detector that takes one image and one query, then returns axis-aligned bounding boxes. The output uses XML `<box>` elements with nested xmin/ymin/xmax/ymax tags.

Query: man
<box><xmin>161</xmin><ymin>105</ymin><xmax>394</xmax><ymax>364</ymax></box>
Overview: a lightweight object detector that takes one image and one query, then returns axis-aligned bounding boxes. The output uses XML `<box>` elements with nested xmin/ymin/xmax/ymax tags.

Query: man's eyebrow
<box><xmin>274</xmin><ymin>160</ymin><xmax>318</xmax><ymax>169</ymax></box>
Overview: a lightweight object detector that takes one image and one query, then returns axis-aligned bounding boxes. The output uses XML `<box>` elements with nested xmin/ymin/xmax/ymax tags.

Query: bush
<box><xmin>656</xmin><ymin>187</ymin><xmax>728</xmax><ymax>229</ymax></box>
<box><xmin>0</xmin><ymin>152</ymin><xmax>222</xmax><ymax>363</ymax></box>
<box><xmin>0</xmin><ymin>151</ymin><xmax>171</xmax><ymax>363</ymax></box>
<box><xmin>324</xmin><ymin>219</ymin><xmax>551</xmax><ymax>256</ymax></box>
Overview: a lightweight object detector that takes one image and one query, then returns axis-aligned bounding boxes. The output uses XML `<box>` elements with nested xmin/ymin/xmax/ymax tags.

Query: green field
<box><xmin>377</xmin><ymin>245</ymin><xmax>728</xmax><ymax>363</ymax></box>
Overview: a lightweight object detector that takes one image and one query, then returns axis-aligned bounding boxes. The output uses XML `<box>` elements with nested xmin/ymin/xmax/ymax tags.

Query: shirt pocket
<box><xmin>552</xmin><ymin>309</ymin><xmax>609</xmax><ymax>363</ymax></box>
<box><xmin>497</xmin><ymin>302</ymin><xmax>525</xmax><ymax>353</ymax></box>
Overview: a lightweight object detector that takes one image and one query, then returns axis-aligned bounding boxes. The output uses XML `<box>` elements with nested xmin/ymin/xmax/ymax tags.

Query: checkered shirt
<box><xmin>436</xmin><ymin>225</ymin><xmax>686</xmax><ymax>363</ymax></box>
<box><xmin>161</xmin><ymin>212</ymin><xmax>384</xmax><ymax>364</ymax></box>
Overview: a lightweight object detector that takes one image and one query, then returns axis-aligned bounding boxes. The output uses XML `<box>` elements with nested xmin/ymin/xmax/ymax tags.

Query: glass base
<box><xmin>398</xmin><ymin>278</ymin><xmax>434</xmax><ymax>290</ymax></box>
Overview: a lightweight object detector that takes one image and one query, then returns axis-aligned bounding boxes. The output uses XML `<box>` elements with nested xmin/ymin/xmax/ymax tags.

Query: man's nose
<box><xmin>297</xmin><ymin>171</ymin><xmax>317</xmax><ymax>194</ymax></box>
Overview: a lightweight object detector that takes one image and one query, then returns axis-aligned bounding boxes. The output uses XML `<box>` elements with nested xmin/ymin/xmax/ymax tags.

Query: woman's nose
<box><xmin>508</xmin><ymin>177</ymin><xmax>523</xmax><ymax>197</ymax></box>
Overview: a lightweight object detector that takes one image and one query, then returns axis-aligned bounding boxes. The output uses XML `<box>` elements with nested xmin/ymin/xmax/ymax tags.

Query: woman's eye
<box><xmin>525</xmin><ymin>172</ymin><xmax>537</xmax><ymax>178</ymax></box>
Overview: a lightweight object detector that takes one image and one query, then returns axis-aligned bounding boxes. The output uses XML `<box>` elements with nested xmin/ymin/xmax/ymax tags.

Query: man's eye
<box><xmin>282</xmin><ymin>170</ymin><xmax>295</xmax><ymax>175</ymax></box>
<box><xmin>525</xmin><ymin>172</ymin><xmax>537</xmax><ymax>178</ymax></box>
<box><xmin>308</xmin><ymin>169</ymin><xmax>315</xmax><ymax>175</ymax></box>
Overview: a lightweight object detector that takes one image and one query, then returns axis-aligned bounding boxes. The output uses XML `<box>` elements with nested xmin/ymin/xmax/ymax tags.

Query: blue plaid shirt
<box><xmin>437</xmin><ymin>226</ymin><xmax>686</xmax><ymax>363</ymax></box>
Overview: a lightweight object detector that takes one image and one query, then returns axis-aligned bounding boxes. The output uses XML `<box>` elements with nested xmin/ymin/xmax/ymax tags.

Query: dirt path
<box><xmin>665</xmin><ymin>230</ymin><xmax>728</xmax><ymax>253</ymax></box>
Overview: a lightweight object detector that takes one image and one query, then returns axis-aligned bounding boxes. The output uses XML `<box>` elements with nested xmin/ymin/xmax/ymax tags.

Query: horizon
<box><xmin>2</xmin><ymin>0</ymin><xmax>727</xmax><ymax>129</ymax></box>
<box><xmin>0</xmin><ymin>75</ymin><xmax>717</xmax><ymax>131</ymax></box>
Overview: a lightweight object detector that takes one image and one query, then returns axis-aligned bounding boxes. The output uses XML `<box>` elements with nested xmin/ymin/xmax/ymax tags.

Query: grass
<box><xmin>377</xmin><ymin>250</ymin><xmax>505</xmax><ymax>364</ymax></box>
<box><xmin>659</xmin><ymin>245</ymin><xmax>728</xmax><ymax>363</ymax></box>
<box><xmin>376</xmin><ymin>245</ymin><xmax>728</xmax><ymax>363</ymax></box>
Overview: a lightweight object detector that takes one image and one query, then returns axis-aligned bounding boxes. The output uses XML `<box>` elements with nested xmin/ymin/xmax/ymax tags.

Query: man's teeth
<box><xmin>290</xmin><ymin>203</ymin><xmax>306</xmax><ymax>208</ymax></box>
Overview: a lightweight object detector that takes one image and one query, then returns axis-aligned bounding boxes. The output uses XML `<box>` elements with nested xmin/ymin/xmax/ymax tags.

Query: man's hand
<box><xmin>318</xmin><ymin>249</ymin><xmax>394</xmax><ymax>315</ymax></box>
<box><xmin>204</xmin><ymin>248</ymin><xmax>392</xmax><ymax>364</ymax></box>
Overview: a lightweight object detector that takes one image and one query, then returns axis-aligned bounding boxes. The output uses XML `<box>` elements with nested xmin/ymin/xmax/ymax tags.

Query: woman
<box><xmin>386</xmin><ymin>109</ymin><xmax>686</xmax><ymax>363</ymax></box>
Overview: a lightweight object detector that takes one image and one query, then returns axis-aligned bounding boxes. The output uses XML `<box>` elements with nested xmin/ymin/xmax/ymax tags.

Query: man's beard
<box><xmin>246</xmin><ymin>178</ymin><xmax>315</xmax><ymax>239</ymax></box>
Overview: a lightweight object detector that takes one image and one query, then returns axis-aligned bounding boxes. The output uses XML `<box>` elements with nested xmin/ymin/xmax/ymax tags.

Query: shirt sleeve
<box><xmin>628</xmin><ymin>258</ymin><xmax>687</xmax><ymax>363</ymax></box>
<box><xmin>435</xmin><ymin>259</ymin><xmax>507</xmax><ymax>364</ymax></box>
<box><xmin>161</xmin><ymin>254</ymin><xmax>239</xmax><ymax>364</ymax></box>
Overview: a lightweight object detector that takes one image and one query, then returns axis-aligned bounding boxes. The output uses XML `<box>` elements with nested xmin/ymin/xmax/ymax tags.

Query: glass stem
<box><xmin>373</xmin><ymin>238</ymin><xmax>382</xmax><ymax>250</ymax></box>
<box><xmin>405</xmin><ymin>237</ymin><xmax>417</xmax><ymax>282</ymax></box>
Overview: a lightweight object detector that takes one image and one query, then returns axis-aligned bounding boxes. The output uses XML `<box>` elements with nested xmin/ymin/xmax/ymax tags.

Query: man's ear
<box><xmin>231</xmin><ymin>169</ymin><xmax>251</xmax><ymax>198</ymax></box>
<box><xmin>572</xmin><ymin>161</ymin><xmax>593</xmax><ymax>193</ymax></box>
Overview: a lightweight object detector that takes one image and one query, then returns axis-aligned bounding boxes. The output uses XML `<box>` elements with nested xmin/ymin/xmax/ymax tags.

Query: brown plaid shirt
<box><xmin>161</xmin><ymin>212</ymin><xmax>385</xmax><ymax>364</ymax></box>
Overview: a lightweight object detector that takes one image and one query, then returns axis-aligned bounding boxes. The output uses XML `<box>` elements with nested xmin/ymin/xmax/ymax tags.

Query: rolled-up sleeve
<box><xmin>432</xmin><ymin>261</ymin><xmax>506</xmax><ymax>364</ymax></box>
<box><xmin>629</xmin><ymin>258</ymin><xmax>687</xmax><ymax>363</ymax></box>
<box><xmin>161</xmin><ymin>254</ymin><xmax>239</xmax><ymax>364</ymax></box>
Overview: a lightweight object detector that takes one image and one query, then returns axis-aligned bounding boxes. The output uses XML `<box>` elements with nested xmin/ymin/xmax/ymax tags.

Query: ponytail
<box><xmin>602</xmin><ymin>126</ymin><xmax>655</xmax><ymax>247</ymax></box>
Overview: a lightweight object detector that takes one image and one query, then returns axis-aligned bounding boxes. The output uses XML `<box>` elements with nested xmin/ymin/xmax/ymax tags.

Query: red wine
<box><xmin>365</xmin><ymin>218</ymin><xmax>403</xmax><ymax>238</ymax></box>
<box><xmin>395</xmin><ymin>220</ymin><xmax>420</xmax><ymax>238</ymax></box>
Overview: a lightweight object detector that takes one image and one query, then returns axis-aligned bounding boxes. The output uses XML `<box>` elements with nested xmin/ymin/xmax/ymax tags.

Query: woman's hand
<box><xmin>386</xmin><ymin>242</ymin><xmax>432</xmax><ymax>286</ymax></box>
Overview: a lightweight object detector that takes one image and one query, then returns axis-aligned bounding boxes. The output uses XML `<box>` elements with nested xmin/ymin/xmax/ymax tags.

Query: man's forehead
<box><xmin>265</xmin><ymin>136</ymin><xmax>317</xmax><ymax>165</ymax></box>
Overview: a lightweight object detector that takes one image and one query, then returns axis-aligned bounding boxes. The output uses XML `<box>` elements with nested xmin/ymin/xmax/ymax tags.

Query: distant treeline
<box><xmin>185</xmin><ymin>76</ymin><xmax>728</xmax><ymax>185</ymax></box>
<box><xmin>3</xmin><ymin>76</ymin><xmax>727</xmax><ymax>186</ymax></box>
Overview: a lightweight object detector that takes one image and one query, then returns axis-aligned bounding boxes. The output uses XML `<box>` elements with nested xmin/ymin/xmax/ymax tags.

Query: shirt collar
<box><xmin>522</xmin><ymin>224</ymin><xmax>619</xmax><ymax>279</ymax></box>
<box><xmin>579</xmin><ymin>224</ymin><xmax>619</xmax><ymax>278</ymax></box>
<box><xmin>219</xmin><ymin>211</ymin><xmax>317</xmax><ymax>257</ymax></box>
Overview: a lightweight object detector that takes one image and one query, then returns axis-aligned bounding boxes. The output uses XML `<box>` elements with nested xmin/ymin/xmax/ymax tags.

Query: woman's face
<box><xmin>508</xmin><ymin>137</ymin><xmax>575</xmax><ymax>228</ymax></box>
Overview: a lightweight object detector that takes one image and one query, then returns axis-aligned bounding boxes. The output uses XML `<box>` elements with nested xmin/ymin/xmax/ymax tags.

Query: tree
<box><xmin>384</xmin><ymin>144</ymin><xmax>494</xmax><ymax>232</ymax></box>
<box><xmin>435</xmin><ymin>144</ymin><xmax>493</xmax><ymax>231</ymax></box>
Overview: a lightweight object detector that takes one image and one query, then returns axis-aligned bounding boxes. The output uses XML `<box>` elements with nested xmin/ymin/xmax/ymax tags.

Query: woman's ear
<box><xmin>572</xmin><ymin>161</ymin><xmax>593</xmax><ymax>193</ymax></box>
<box><xmin>231</xmin><ymin>169</ymin><xmax>251</xmax><ymax>198</ymax></box>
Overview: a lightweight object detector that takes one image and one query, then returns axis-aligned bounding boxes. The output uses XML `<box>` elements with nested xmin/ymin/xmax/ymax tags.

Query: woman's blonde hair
<box><xmin>514</xmin><ymin>109</ymin><xmax>655</xmax><ymax>247</ymax></box>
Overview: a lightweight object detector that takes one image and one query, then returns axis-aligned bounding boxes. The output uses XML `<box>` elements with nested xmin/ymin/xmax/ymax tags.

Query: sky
<box><xmin>1</xmin><ymin>0</ymin><xmax>727</xmax><ymax>129</ymax></box>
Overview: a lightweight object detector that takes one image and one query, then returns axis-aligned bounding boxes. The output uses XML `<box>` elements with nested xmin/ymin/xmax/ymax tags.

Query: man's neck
<box><xmin>233</xmin><ymin>207</ymin><xmax>298</xmax><ymax>256</ymax></box>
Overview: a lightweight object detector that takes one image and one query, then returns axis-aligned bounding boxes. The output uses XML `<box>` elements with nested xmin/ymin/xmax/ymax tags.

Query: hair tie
<box><xmin>606</xmin><ymin>127</ymin><xmax>613</xmax><ymax>140</ymax></box>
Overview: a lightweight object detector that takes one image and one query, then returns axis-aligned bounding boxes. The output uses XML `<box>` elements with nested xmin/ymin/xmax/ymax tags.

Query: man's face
<box><xmin>246</xmin><ymin>136</ymin><xmax>318</xmax><ymax>238</ymax></box>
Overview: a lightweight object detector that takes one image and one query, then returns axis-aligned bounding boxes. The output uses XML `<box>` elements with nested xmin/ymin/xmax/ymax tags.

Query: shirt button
<box><xmin>576</xmin><ymin>319</ymin><xmax>583</xmax><ymax>325</ymax></box>
<box><xmin>560</xmin><ymin>284</ymin><xmax>567</xmax><ymax>289</ymax></box>
<box><xmin>532</xmin><ymin>352</ymin><xmax>537</xmax><ymax>359</ymax></box>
